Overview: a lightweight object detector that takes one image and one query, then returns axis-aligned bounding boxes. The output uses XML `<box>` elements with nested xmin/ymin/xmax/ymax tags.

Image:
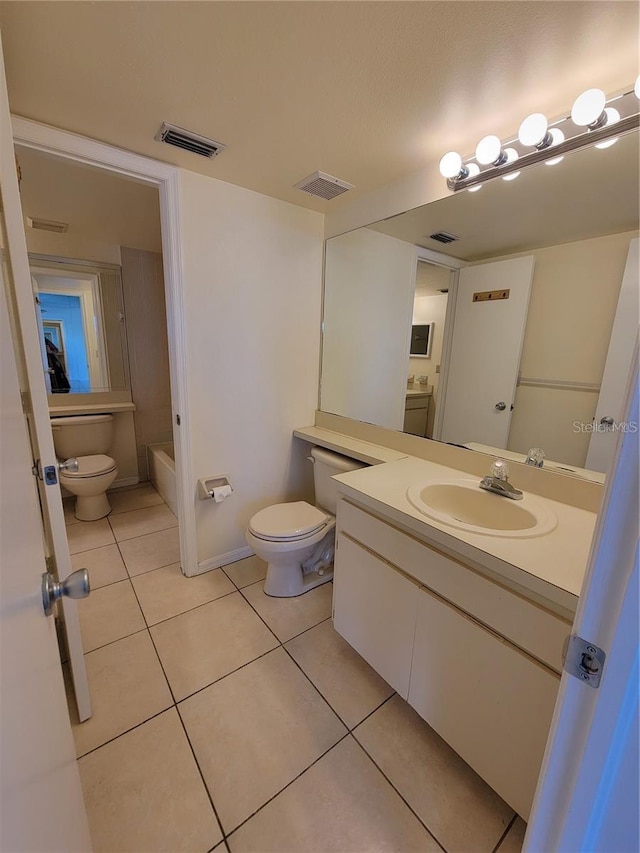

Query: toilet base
<box><xmin>264</xmin><ymin>559</ymin><xmax>333</xmax><ymax>597</ymax></box>
<box><xmin>75</xmin><ymin>492</ymin><xmax>112</xmax><ymax>522</ymax></box>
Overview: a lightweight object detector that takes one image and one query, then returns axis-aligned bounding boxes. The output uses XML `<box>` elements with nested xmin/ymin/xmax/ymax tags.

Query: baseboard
<box><xmin>194</xmin><ymin>545</ymin><xmax>254</xmax><ymax>576</ymax></box>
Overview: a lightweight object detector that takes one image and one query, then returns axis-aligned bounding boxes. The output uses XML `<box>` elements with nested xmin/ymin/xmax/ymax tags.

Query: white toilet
<box><xmin>246</xmin><ymin>446</ymin><xmax>366</xmax><ymax>597</ymax></box>
<box><xmin>50</xmin><ymin>414</ymin><xmax>118</xmax><ymax>521</ymax></box>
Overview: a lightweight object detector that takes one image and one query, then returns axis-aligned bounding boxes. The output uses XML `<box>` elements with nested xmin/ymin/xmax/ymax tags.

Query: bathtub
<box><xmin>147</xmin><ymin>442</ymin><xmax>177</xmax><ymax>516</ymax></box>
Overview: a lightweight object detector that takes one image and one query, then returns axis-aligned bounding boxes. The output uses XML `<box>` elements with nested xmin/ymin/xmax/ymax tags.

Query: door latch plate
<box><xmin>564</xmin><ymin>634</ymin><xmax>606</xmax><ymax>688</ymax></box>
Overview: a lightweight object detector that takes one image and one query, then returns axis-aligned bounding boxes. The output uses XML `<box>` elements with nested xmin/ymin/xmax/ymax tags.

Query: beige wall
<box><xmin>499</xmin><ymin>231</ymin><xmax>637</xmax><ymax>466</ymax></box>
<box><xmin>121</xmin><ymin>247</ymin><xmax>172</xmax><ymax>480</ymax></box>
<box><xmin>178</xmin><ymin>171</ymin><xmax>324</xmax><ymax>567</ymax></box>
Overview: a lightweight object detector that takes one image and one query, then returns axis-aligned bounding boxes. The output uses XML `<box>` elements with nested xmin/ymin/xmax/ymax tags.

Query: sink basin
<box><xmin>406</xmin><ymin>479</ymin><xmax>557</xmax><ymax>538</ymax></box>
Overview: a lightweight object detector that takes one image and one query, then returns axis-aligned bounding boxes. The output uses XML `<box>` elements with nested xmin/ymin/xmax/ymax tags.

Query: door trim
<box><xmin>12</xmin><ymin>115</ymin><xmax>198</xmax><ymax>577</ymax></box>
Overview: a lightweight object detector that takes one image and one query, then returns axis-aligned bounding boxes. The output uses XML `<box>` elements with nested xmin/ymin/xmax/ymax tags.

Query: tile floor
<box><xmin>64</xmin><ymin>483</ymin><xmax>526</xmax><ymax>853</ymax></box>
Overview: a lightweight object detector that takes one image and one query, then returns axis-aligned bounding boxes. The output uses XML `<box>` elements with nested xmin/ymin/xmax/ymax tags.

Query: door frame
<box><xmin>12</xmin><ymin>115</ymin><xmax>198</xmax><ymax>576</ymax></box>
<box><xmin>414</xmin><ymin>245</ymin><xmax>465</xmax><ymax>442</ymax></box>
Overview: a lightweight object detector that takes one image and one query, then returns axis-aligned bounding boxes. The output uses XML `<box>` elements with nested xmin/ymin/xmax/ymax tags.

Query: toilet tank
<box><xmin>50</xmin><ymin>414</ymin><xmax>115</xmax><ymax>459</ymax></box>
<box><xmin>311</xmin><ymin>446</ymin><xmax>367</xmax><ymax>514</ymax></box>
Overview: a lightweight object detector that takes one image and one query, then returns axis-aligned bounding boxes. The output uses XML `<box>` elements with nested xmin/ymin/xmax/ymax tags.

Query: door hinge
<box><xmin>563</xmin><ymin>634</ymin><xmax>606</xmax><ymax>688</ymax></box>
<box><xmin>176</xmin><ymin>414</ymin><xmax>181</xmax><ymax>426</ymax></box>
<box><xmin>45</xmin><ymin>554</ymin><xmax>56</xmax><ymax>574</ymax></box>
<box><xmin>21</xmin><ymin>390</ymin><xmax>31</xmax><ymax>414</ymax></box>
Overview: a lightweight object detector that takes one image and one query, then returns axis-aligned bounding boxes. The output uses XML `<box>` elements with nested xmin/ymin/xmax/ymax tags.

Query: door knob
<box><xmin>57</xmin><ymin>457</ymin><xmax>79</xmax><ymax>473</ymax></box>
<box><xmin>494</xmin><ymin>401</ymin><xmax>507</xmax><ymax>411</ymax></box>
<box><xmin>42</xmin><ymin>569</ymin><xmax>90</xmax><ymax>617</ymax></box>
<box><xmin>599</xmin><ymin>416</ymin><xmax>615</xmax><ymax>427</ymax></box>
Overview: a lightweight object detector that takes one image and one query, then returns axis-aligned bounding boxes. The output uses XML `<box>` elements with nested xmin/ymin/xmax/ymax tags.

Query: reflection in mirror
<box><xmin>31</xmin><ymin>258</ymin><xmax>129</xmax><ymax>394</ymax></box>
<box><xmin>321</xmin><ymin>131</ymin><xmax>639</xmax><ymax>480</ymax></box>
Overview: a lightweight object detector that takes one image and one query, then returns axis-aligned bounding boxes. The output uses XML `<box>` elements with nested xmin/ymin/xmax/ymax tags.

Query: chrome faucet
<box><xmin>525</xmin><ymin>447</ymin><xmax>545</xmax><ymax>468</ymax></box>
<box><xmin>480</xmin><ymin>459</ymin><xmax>523</xmax><ymax>500</ymax></box>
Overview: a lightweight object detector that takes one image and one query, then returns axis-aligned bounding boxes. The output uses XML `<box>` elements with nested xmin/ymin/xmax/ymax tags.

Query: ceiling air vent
<box><xmin>429</xmin><ymin>231</ymin><xmax>459</xmax><ymax>245</ymax></box>
<box><xmin>154</xmin><ymin>122</ymin><xmax>226</xmax><ymax>159</ymax></box>
<box><xmin>27</xmin><ymin>217</ymin><xmax>68</xmax><ymax>234</ymax></box>
<box><xmin>294</xmin><ymin>171</ymin><xmax>354</xmax><ymax>200</ymax></box>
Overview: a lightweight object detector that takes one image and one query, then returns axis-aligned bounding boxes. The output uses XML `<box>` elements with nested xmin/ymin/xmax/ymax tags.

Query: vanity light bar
<box><xmin>440</xmin><ymin>81</ymin><xmax>640</xmax><ymax>192</ymax></box>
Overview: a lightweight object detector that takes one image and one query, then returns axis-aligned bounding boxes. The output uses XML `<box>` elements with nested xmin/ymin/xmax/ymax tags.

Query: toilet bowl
<box><xmin>50</xmin><ymin>414</ymin><xmax>119</xmax><ymax>521</ymax></box>
<box><xmin>246</xmin><ymin>447</ymin><xmax>366</xmax><ymax>597</ymax></box>
<box><xmin>247</xmin><ymin>501</ymin><xmax>337</xmax><ymax>597</ymax></box>
<box><xmin>59</xmin><ymin>454</ymin><xmax>118</xmax><ymax>521</ymax></box>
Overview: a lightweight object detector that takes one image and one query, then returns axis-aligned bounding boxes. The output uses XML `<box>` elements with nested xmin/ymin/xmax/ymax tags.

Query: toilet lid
<box><xmin>249</xmin><ymin>501</ymin><xmax>327</xmax><ymax>541</ymax></box>
<box><xmin>60</xmin><ymin>454</ymin><xmax>117</xmax><ymax>478</ymax></box>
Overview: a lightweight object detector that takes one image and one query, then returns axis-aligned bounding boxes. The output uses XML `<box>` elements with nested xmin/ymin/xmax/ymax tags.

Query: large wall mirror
<box><xmin>321</xmin><ymin>131</ymin><xmax>639</xmax><ymax>480</ymax></box>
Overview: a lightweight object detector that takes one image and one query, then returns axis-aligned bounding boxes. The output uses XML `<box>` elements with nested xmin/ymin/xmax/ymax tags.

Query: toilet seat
<box><xmin>248</xmin><ymin>501</ymin><xmax>328</xmax><ymax>542</ymax></box>
<box><xmin>60</xmin><ymin>454</ymin><xmax>117</xmax><ymax>479</ymax></box>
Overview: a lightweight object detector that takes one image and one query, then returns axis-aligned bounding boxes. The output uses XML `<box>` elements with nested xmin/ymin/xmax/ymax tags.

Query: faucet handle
<box><xmin>490</xmin><ymin>458</ymin><xmax>510</xmax><ymax>480</ymax></box>
<box><xmin>526</xmin><ymin>447</ymin><xmax>545</xmax><ymax>467</ymax></box>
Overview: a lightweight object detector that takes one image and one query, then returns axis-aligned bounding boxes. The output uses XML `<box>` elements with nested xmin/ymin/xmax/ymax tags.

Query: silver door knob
<box><xmin>495</xmin><ymin>401</ymin><xmax>507</xmax><ymax>411</ymax></box>
<box><xmin>599</xmin><ymin>416</ymin><xmax>615</xmax><ymax>427</ymax></box>
<box><xmin>42</xmin><ymin>569</ymin><xmax>90</xmax><ymax>617</ymax></box>
<box><xmin>57</xmin><ymin>457</ymin><xmax>79</xmax><ymax>473</ymax></box>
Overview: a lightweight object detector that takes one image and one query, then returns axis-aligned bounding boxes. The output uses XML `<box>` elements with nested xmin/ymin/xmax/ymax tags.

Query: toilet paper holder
<box><xmin>198</xmin><ymin>475</ymin><xmax>234</xmax><ymax>501</ymax></box>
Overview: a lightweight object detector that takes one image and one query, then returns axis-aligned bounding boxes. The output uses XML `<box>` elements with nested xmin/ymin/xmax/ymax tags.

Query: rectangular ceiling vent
<box><xmin>429</xmin><ymin>231</ymin><xmax>459</xmax><ymax>245</ymax></box>
<box><xmin>27</xmin><ymin>216</ymin><xmax>68</xmax><ymax>234</ymax></box>
<box><xmin>294</xmin><ymin>171</ymin><xmax>354</xmax><ymax>200</ymax></box>
<box><xmin>154</xmin><ymin>122</ymin><xmax>226</xmax><ymax>159</ymax></box>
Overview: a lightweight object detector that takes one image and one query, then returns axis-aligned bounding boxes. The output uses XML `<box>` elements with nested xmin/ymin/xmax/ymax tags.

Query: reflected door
<box><xmin>439</xmin><ymin>256</ymin><xmax>535</xmax><ymax>447</ymax></box>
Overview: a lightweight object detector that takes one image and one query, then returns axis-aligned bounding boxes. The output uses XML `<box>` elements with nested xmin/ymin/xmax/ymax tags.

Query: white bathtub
<box><xmin>148</xmin><ymin>442</ymin><xmax>177</xmax><ymax>516</ymax></box>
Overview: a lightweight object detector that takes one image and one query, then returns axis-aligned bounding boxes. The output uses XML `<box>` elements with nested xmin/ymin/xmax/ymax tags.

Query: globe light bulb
<box><xmin>475</xmin><ymin>135</ymin><xmax>503</xmax><ymax>166</ymax></box>
<box><xmin>544</xmin><ymin>128</ymin><xmax>565</xmax><ymax>166</ymax></box>
<box><xmin>571</xmin><ymin>88</ymin><xmax>606</xmax><ymax>127</ymax></box>
<box><xmin>466</xmin><ymin>163</ymin><xmax>482</xmax><ymax>192</ymax></box>
<box><xmin>518</xmin><ymin>113</ymin><xmax>549</xmax><ymax>148</ymax></box>
<box><xmin>439</xmin><ymin>151</ymin><xmax>465</xmax><ymax>179</ymax></box>
<box><xmin>595</xmin><ymin>108</ymin><xmax>621</xmax><ymax>149</ymax></box>
<box><xmin>502</xmin><ymin>148</ymin><xmax>520</xmax><ymax>181</ymax></box>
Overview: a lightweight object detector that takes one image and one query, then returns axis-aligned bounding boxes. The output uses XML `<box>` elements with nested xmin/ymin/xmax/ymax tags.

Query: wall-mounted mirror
<box><xmin>31</xmin><ymin>257</ymin><xmax>130</xmax><ymax>395</ymax></box>
<box><xmin>321</xmin><ymin>131</ymin><xmax>639</xmax><ymax>480</ymax></box>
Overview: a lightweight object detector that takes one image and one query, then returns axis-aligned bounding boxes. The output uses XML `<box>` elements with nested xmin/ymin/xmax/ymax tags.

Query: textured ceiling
<box><xmin>1</xmin><ymin>1</ymin><xmax>638</xmax><ymax>212</ymax></box>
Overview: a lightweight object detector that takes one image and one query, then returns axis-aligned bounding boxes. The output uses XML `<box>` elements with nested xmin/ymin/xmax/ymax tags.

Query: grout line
<box><xmin>75</xmin><ymin>705</ymin><xmax>175</xmax><ymax>761</ymax></box>
<box><xmin>82</xmin><ymin>624</ymin><xmax>148</xmax><ymax>656</ymax></box>
<box><xmin>492</xmin><ymin>812</ymin><xmax>519</xmax><ymax>853</ymax></box>
<box><xmin>174</xmin><ymin>702</ymin><xmax>228</xmax><ymax>848</ymax></box>
<box><xmin>348</xmin><ymin>731</ymin><xmax>448</xmax><ymax>852</ymax></box>
<box><xmin>175</xmin><ymin>645</ymin><xmax>281</xmax><ymax>706</ymax></box>
<box><xmin>224</xmin><ymin>731</ymin><xmax>352</xmax><ymax>840</ymax></box>
<box><xmin>142</xmin><ymin>586</ymin><xmax>238</xmax><ymax>630</ymax></box>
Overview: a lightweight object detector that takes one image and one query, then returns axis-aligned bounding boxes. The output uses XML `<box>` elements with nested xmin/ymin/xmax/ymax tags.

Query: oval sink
<box><xmin>406</xmin><ymin>480</ymin><xmax>557</xmax><ymax>538</ymax></box>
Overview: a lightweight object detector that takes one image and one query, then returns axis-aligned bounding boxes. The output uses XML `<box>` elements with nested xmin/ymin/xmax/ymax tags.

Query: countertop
<box><xmin>333</xmin><ymin>455</ymin><xmax>596</xmax><ymax>617</ymax></box>
<box><xmin>293</xmin><ymin>426</ymin><xmax>408</xmax><ymax>465</ymax></box>
<box><xmin>49</xmin><ymin>401</ymin><xmax>136</xmax><ymax>416</ymax></box>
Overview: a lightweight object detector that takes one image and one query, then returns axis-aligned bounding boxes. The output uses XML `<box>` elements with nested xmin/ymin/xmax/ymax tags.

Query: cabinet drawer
<box><xmin>409</xmin><ymin>585</ymin><xmax>559</xmax><ymax>819</ymax></box>
<box><xmin>333</xmin><ymin>534</ymin><xmax>418</xmax><ymax>699</ymax></box>
<box><xmin>337</xmin><ymin>499</ymin><xmax>569</xmax><ymax>673</ymax></box>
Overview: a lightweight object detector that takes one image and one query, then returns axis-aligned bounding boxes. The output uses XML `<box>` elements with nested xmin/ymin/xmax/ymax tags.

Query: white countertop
<box><xmin>333</xmin><ymin>455</ymin><xmax>597</xmax><ymax>616</ymax></box>
<box><xmin>293</xmin><ymin>426</ymin><xmax>408</xmax><ymax>465</ymax></box>
<box><xmin>49</xmin><ymin>401</ymin><xmax>136</xmax><ymax>416</ymax></box>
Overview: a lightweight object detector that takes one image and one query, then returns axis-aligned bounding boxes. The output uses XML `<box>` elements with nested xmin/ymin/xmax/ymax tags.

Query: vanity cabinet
<box><xmin>333</xmin><ymin>497</ymin><xmax>568</xmax><ymax>819</ymax></box>
<box><xmin>403</xmin><ymin>391</ymin><xmax>430</xmax><ymax>437</ymax></box>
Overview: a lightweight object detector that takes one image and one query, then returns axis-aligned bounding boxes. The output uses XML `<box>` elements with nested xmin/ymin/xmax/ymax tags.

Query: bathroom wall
<box><xmin>177</xmin><ymin>170</ymin><xmax>324</xmax><ymax>568</ymax></box>
<box><xmin>120</xmin><ymin>247</ymin><xmax>172</xmax><ymax>480</ymax></box>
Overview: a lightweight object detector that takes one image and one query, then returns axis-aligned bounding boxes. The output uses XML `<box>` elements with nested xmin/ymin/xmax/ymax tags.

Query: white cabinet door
<box><xmin>408</xmin><ymin>585</ymin><xmax>559</xmax><ymax>819</ymax></box>
<box><xmin>333</xmin><ymin>535</ymin><xmax>418</xmax><ymax>699</ymax></box>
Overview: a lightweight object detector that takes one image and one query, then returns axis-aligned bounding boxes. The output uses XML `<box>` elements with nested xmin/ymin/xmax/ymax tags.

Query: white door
<box><xmin>586</xmin><ymin>238</ymin><xmax>639</xmax><ymax>473</ymax></box>
<box><xmin>0</xmin><ymin>36</ymin><xmax>91</xmax><ymax>720</ymax></box>
<box><xmin>0</xmin><ymin>261</ymin><xmax>91</xmax><ymax>851</ymax></box>
<box><xmin>439</xmin><ymin>256</ymin><xmax>535</xmax><ymax>447</ymax></box>
<box><xmin>525</xmin><ymin>349</ymin><xmax>639</xmax><ymax>851</ymax></box>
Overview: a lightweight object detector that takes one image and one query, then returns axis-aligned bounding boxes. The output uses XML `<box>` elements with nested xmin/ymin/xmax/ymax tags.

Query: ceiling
<box><xmin>17</xmin><ymin>146</ymin><xmax>162</xmax><ymax>254</ymax></box>
<box><xmin>368</xmin><ymin>130</ymin><xmax>640</xmax><ymax>260</ymax></box>
<box><xmin>0</xmin><ymin>2</ymin><xmax>638</xmax><ymax>213</ymax></box>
